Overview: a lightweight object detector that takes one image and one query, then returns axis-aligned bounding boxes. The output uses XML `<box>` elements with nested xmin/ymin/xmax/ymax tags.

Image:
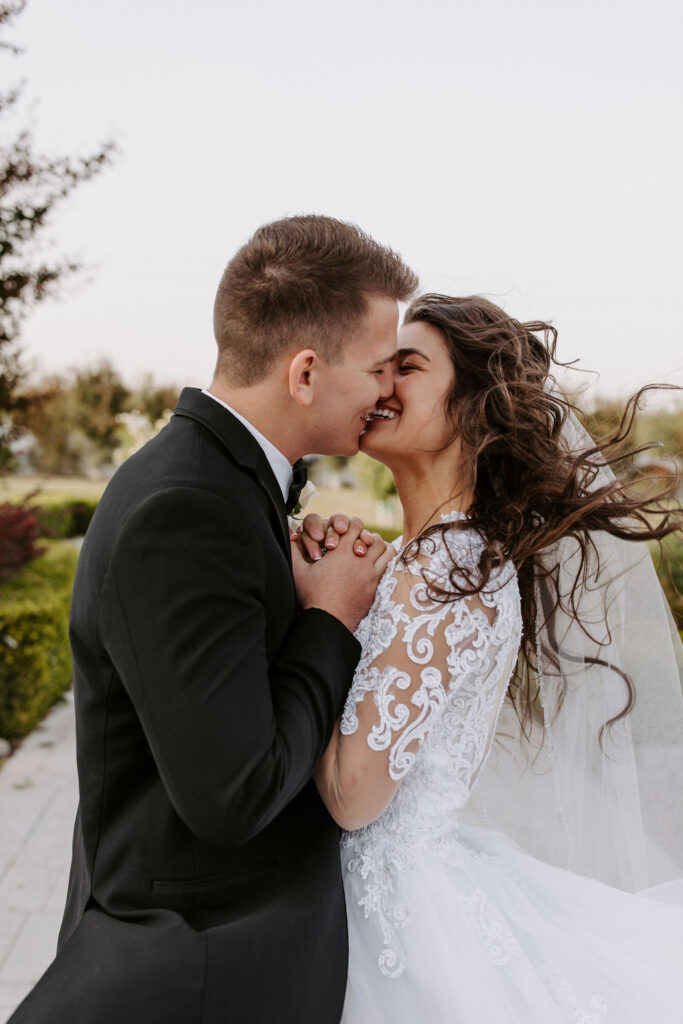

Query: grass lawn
<box><xmin>0</xmin><ymin>474</ymin><xmax>108</xmax><ymax>505</ymax></box>
<box><xmin>0</xmin><ymin>475</ymin><xmax>403</xmax><ymax>529</ymax></box>
<box><xmin>301</xmin><ymin>485</ymin><xmax>402</xmax><ymax>532</ymax></box>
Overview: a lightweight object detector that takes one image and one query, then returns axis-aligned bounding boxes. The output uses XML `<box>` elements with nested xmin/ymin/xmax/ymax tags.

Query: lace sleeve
<box><xmin>334</xmin><ymin>530</ymin><xmax>521</xmax><ymax>819</ymax></box>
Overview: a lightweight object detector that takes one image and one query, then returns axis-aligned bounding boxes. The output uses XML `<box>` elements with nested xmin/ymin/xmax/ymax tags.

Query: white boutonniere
<box><xmin>288</xmin><ymin>481</ymin><xmax>317</xmax><ymax>527</ymax></box>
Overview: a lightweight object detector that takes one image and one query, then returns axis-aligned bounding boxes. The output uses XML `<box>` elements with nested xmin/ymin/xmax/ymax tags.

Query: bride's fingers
<box><xmin>323</xmin><ymin>514</ymin><xmax>351</xmax><ymax>551</ymax></box>
<box><xmin>301</xmin><ymin>513</ymin><xmax>326</xmax><ymax>543</ymax></box>
<box><xmin>341</xmin><ymin>517</ymin><xmax>368</xmax><ymax>556</ymax></box>
<box><xmin>299</xmin><ymin>529</ymin><xmax>325</xmax><ymax>561</ymax></box>
<box><xmin>340</xmin><ymin>527</ymin><xmax>375</xmax><ymax>557</ymax></box>
<box><xmin>372</xmin><ymin>536</ymin><xmax>393</xmax><ymax>574</ymax></box>
<box><xmin>355</xmin><ymin>528</ymin><xmax>376</xmax><ymax>556</ymax></box>
<box><xmin>328</xmin><ymin>513</ymin><xmax>351</xmax><ymax>535</ymax></box>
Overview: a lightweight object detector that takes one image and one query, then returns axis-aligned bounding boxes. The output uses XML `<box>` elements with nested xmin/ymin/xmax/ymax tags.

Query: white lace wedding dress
<box><xmin>339</xmin><ymin>513</ymin><xmax>683</xmax><ymax>1023</ymax></box>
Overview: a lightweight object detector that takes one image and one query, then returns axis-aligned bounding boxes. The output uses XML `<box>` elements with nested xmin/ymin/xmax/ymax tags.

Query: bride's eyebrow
<box><xmin>395</xmin><ymin>347</ymin><xmax>430</xmax><ymax>361</ymax></box>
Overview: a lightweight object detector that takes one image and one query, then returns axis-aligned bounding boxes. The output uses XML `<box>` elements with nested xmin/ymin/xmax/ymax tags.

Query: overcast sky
<box><xmin>4</xmin><ymin>0</ymin><xmax>682</xmax><ymax>404</ymax></box>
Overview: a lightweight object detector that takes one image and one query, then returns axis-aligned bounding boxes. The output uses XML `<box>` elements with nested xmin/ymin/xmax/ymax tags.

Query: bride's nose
<box><xmin>376</xmin><ymin>366</ymin><xmax>394</xmax><ymax>401</ymax></box>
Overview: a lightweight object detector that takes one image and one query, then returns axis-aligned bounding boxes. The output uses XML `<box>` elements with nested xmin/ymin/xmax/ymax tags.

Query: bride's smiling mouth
<box><xmin>361</xmin><ymin>405</ymin><xmax>401</xmax><ymax>424</ymax></box>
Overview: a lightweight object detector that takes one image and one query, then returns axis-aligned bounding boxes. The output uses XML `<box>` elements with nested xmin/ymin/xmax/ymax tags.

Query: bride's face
<box><xmin>360</xmin><ymin>320</ymin><xmax>456</xmax><ymax>466</ymax></box>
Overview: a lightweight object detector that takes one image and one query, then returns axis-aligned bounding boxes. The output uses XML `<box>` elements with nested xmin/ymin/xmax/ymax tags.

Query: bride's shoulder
<box><xmin>395</xmin><ymin>512</ymin><xmax>517</xmax><ymax>593</ymax></box>
<box><xmin>399</xmin><ymin>511</ymin><xmax>485</xmax><ymax>567</ymax></box>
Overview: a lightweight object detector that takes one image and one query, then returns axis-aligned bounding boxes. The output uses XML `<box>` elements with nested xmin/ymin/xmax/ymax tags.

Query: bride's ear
<box><xmin>288</xmin><ymin>349</ymin><xmax>318</xmax><ymax>408</ymax></box>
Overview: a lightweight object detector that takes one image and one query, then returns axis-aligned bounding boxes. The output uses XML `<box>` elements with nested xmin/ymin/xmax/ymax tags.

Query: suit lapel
<box><xmin>172</xmin><ymin>388</ymin><xmax>292</xmax><ymax>563</ymax></box>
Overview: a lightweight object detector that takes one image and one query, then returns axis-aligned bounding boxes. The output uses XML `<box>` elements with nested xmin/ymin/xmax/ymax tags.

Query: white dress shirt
<box><xmin>201</xmin><ymin>389</ymin><xmax>293</xmax><ymax>503</ymax></box>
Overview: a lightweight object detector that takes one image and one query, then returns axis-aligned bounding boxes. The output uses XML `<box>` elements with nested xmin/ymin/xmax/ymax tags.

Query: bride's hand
<box><xmin>296</xmin><ymin>513</ymin><xmax>375</xmax><ymax>562</ymax></box>
<box><xmin>290</xmin><ymin>520</ymin><xmax>392</xmax><ymax>634</ymax></box>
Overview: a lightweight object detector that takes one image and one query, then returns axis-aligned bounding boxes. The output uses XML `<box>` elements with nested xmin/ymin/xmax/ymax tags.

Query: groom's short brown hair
<box><xmin>213</xmin><ymin>214</ymin><xmax>418</xmax><ymax>385</ymax></box>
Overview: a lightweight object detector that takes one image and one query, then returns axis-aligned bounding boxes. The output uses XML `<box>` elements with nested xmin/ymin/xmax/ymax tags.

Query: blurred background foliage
<box><xmin>9</xmin><ymin>364</ymin><xmax>178</xmax><ymax>475</ymax></box>
<box><xmin>0</xmin><ymin>1</ymin><xmax>116</xmax><ymax>472</ymax></box>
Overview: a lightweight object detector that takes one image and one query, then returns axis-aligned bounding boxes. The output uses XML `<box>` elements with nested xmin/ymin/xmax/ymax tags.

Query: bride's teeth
<box><xmin>363</xmin><ymin>409</ymin><xmax>399</xmax><ymax>421</ymax></box>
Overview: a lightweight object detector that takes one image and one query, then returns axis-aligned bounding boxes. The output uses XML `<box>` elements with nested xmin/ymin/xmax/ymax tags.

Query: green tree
<box><xmin>14</xmin><ymin>376</ymin><xmax>84</xmax><ymax>474</ymax></box>
<box><xmin>16</xmin><ymin>362</ymin><xmax>131</xmax><ymax>473</ymax></box>
<box><xmin>0</xmin><ymin>0</ymin><xmax>116</xmax><ymax>469</ymax></box>
<box><xmin>72</xmin><ymin>363</ymin><xmax>130</xmax><ymax>465</ymax></box>
<box><xmin>127</xmin><ymin>376</ymin><xmax>179</xmax><ymax>424</ymax></box>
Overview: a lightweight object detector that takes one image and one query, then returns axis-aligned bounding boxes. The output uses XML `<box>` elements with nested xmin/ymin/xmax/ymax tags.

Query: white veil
<box><xmin>463</xmin><ymin>410</ymin><xmax>683</xmax><ymax>895</ymax></box>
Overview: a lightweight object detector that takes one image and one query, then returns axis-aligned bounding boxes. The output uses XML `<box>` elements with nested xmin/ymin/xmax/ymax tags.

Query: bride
<box><xmin>299</xmin><ymin>294</ymin><xmax>683</xmax><ymax>1022</ymax></box>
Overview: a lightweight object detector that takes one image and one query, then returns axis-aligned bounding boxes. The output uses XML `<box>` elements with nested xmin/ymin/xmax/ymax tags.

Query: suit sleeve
<box><xmin>99</xmin><ymin>485</ymin><xmax>361</xmax><ymax>846</ymax></box>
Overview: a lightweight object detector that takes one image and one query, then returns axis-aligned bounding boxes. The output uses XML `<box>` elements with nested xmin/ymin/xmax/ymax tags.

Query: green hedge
<box><xmin>0</xmin><ymin>544</ymin><xmax>79</xmax><ymax>741</ymax></box>
<box><xmin>365</xmin><ymin>523</ymin><xmax>401</xmax><ymax>543</ymax></box>
<box><xmin>36</xmin><ymin>499</ymin><xmax>99</xmax><ymax>539</ymax></box>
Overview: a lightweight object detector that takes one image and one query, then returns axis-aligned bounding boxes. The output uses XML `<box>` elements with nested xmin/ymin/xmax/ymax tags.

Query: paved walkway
<box><xmin>0</xmin><ymin>693</ymin><xmax>78</xmax><ymax>1023</ymax></box>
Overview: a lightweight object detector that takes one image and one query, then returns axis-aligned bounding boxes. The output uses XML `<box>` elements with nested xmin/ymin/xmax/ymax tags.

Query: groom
<box><xmin>10</xmin><ymin>215</ymin><xmax>417</xmax><ymax>1024</ymax></box>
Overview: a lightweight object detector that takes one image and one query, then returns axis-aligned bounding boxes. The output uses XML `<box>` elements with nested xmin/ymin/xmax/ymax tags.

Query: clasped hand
<box><xmin>290</xmin><ymin>514</ymin><xmax>393</xmax><ymax>634</ymax></box>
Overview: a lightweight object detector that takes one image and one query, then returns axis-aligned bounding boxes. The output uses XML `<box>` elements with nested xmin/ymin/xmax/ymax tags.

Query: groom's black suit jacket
<box><xmin>11</xmin><ymin>389</ymin><xmax>360</xmax><ymax>1024</ymax></box>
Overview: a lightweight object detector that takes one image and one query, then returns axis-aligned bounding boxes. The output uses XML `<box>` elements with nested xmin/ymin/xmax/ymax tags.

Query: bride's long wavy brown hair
<box><xmin>400</xmin><ymin>293</ymin><xmax>682</xmax><ymax>738</ymax></box>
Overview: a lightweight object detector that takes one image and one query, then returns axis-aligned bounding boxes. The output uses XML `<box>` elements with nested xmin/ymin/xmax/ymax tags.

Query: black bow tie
<box><xmin>285</xmin><ymin>459</ymin><xmax>308</xmax><ymax>514</ymax></box>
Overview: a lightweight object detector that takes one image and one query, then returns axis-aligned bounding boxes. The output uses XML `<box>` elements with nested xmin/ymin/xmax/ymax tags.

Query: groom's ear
<box><xmin>288</xmin><ymin>349</ymin><xmax>319</xmax><ymax>408</ymax></box>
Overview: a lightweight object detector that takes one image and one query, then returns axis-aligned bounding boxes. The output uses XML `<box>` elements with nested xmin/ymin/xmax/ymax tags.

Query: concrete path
<box><xmin>0</xmin><ymin>693</ymin><xmax>78</xmax><ymax>1023</ymax></box>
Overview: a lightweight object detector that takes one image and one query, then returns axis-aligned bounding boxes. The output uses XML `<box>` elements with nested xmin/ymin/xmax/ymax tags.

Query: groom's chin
<box><xmin>336</xmin><ymin>433</ymin><xmax>363</xmax><ymax>457</ymax></box>
<box><xmin>316</xmin><ymin>438</ymin><xmax>361</xmax><ymax>458</ymax></box>
<box><xmin>339</xmin><ymin>441</ymin><xmax>361</xmax><ymax>457</ymax></box>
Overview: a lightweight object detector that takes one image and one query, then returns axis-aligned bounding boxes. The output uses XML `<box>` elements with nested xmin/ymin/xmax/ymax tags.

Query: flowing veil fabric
<box><xmin>463</xmin><ymin>411</ymin><xmax>683</xmax><ymax>894</ymax></box>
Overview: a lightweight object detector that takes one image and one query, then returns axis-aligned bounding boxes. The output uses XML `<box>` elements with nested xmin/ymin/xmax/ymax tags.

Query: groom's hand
<box><xmin>296</xmin><ymin>513</ymin><xmax>375</xmax><ymax>561</ymax></box>
<box><xmin>291</xmin><ymin>519</ymin><xmax>393</xmax><ymax>634</ymax></box>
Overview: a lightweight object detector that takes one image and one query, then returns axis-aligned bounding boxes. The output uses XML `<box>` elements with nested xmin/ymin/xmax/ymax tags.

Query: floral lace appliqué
<box><xmin>543</xmin><ymin>968</ymin><xmax>609</xmax><ymax>1024</ymax></box>
<box><xmin>341</xmin><ymin>514</ymin><xmax>523</xmax><ymax>977</ymax></box>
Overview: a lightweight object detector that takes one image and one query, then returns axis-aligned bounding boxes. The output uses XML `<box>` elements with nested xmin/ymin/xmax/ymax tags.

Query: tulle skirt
<box><xmin>341</xmin><ymin>824</ymin><xmax>683</xmax><ymax>1023</ymax></box>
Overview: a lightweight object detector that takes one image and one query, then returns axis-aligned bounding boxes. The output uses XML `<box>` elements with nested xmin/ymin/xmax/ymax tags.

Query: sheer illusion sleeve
<box><xmin>316</xmin><ymin>529</ymin><xmax>522</xmax><ymax>831</ymax></box>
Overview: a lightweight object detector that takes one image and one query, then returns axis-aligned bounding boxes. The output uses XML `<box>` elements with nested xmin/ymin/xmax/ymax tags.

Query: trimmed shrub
<box><xmin>0</xmin><ymin>499</ymin><xmax>46</xmax><ymax>581</ymax></box>
<box><xmin>36</xmin><ymin>498</ymin><xmax>99</xmax><ymax>539</ymax></box>
<box><xmin>0</xmin><ymin>544</ymin><xmax>79</xmax><ymax>740</ymax></box>
<box><xmin>69</xmin><ymin>499</ymin><xmax>99</xmax><ymax>536</ymax></box>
